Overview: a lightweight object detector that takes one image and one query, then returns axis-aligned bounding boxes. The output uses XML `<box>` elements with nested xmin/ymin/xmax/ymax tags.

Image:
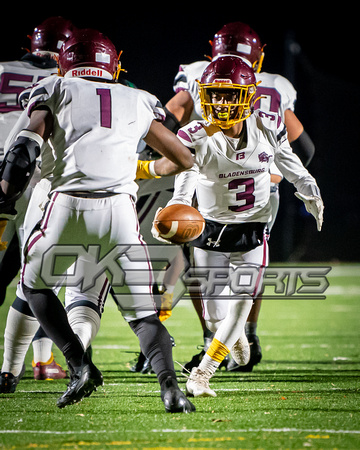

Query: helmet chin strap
<box><xmin>113</xmin><ymin>50</ymin><xmax>127</xmax><ymax>81</ymax></box>
<box><xmin>254</xmin><ymin>45</ymin><xmax>266</xmax><ymax>73</ymax></box>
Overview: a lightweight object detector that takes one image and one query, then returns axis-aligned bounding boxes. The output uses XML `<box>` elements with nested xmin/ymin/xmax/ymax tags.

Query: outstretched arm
<box><xmin>144</xmin><ymin>120</ymin><xmax>193</xmax><ymax>176</ymax></box>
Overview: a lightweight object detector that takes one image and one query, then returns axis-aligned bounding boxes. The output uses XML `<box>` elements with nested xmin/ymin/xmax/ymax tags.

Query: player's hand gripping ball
<box><xmin>153</xmin><ymin>204</ymin><xmax>205</xmax><ymax>244</ymax></box>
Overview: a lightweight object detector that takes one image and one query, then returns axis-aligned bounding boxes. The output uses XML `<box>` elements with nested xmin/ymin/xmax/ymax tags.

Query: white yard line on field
<box><xmin>1</xmin><ymin>428</ymin><xmax>359</xmax><ymax>435</ymax></box>
<box><xmin>151</xmin><ymin>428</ymin><xmax>360</xmax><ymax>434</ymax></box>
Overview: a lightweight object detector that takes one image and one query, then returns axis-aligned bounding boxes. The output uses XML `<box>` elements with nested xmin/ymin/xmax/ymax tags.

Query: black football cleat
<box><xmin>161</xmin><ymin>376</ymin><xmax>196</xmax><ymax>413</ymax></box>
<box><xmin>57</xmin><ymin>359</ymin><xmax>103</xmax><ymax>408</ymax></box>
<box><xmin>129</xmin><ymin>352</ymin><xmax>147</xmax><ymax>373</ymax></box>
<box><xmin>0</xmin><ymin>364</ymin><xmax>25</xmax><ymax>394</ymax></box>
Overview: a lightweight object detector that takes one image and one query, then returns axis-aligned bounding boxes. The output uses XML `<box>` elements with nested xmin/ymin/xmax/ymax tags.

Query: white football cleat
<box><xmin>231</xmin><ymin>331</ymin><xmax>250</xmax><ymax>366</ymax></box>
<box><xmin>186</xmin><ymin>367</ymin><xmax>216</xmax><ymax>398</ymax></box>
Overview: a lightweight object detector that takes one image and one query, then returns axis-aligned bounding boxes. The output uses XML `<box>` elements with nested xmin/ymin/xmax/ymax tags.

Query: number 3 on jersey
<box><xmin>228</xmin><ymin>178</ymin><xmax>255</xmax><ymax>212</ymax></box>
<box><xmin>96</xmin><ymin>88</ymin><xmax>112</xmax><ymax>128</ymax></box>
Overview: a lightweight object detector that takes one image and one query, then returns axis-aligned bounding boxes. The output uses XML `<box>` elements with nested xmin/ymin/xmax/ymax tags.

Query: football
<box><xmin>153</xmin><ymin>204</ymin><xmax>205</xmax><ymax>244</ymax></box>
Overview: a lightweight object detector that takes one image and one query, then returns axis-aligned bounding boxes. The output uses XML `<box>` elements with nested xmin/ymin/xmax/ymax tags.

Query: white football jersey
<box><xmin>169</xmin><ymin>111</ymin><xmax>319</xmax><ymax>224</ymax></box>
<box><xmin>255</xmin><ymin>72</ymin><xmax>296</xmax><ymax>117</ymax></box>
<box><xmin>0</xmin><ymin>59</ymin><xmax>57</xmax><ymax>160</ymax></box>
<box><xmin>26</xmin><ymin>76</ymin><xmax>165</xmax><ymax>196</ymax></box>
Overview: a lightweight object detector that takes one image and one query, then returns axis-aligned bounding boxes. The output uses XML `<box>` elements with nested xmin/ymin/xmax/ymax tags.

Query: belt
<box><xmin>66</xmin><ymin>191</ymin><xmax>118</xmax><ymax>199</ymax></box>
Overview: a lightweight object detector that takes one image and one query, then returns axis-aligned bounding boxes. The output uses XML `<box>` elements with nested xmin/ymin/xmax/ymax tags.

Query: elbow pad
<box><xmin>290</xmin><ymin>130</ymin><xmax>315</xmax><ymax>167</ymax></box>
<box><xmin>0</xmin><ymin>130</ymin><xmax>42</xmax><ymax>206</ymax></box>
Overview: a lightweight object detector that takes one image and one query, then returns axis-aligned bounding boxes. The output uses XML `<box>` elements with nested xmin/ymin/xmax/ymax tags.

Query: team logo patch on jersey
<box><xmin>258</xmin><ymin>151</ymin><xmax>272</xmax><ymax>163</ymax></box>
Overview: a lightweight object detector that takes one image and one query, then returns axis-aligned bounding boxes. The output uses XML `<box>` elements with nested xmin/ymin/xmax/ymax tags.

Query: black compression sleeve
<box><xmin>290</xmin><ymin>130</ymin><xmax>315</xmax><ymax>167</ymax></box>
<box><xmin>163</xmin><ymin>107</ymin><xmax>181</xmax><ymax>134</ymax></box>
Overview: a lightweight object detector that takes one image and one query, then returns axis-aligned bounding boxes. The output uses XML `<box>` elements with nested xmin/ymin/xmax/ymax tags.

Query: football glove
<box><xmin>136</xmin><ymin>160</ymin><xmax>160</xmax><ymax>179</ymax></box>
<box><xmin>159</xmin><ymin>291</ymin><xmax>174</xmax><ymax>322</ymax></box>
<box><xmin>0</xmin><ymin>219</ymin><xmax>8</xmax><ymax>251</ymax></box>
<box><xmin>151</xmin><ymin>208</ymin><xmax>172</xmax><ymax>243</ymax></box>
<box><xmin>294</xmin><ymin>192</ymin><xmax>324</xmax><ymax>231</ymax></box>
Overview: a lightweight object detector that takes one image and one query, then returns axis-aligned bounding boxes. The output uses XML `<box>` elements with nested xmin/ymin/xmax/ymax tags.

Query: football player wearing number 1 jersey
<box><xmin>0</xmin><ymin>28</ymin><xmax>195</xmax><ymax>412</ymax></box>
<box><xmin>157</xmin><ymin>56</ymin><xmax>323</xmax><ymax>398</ymax></box>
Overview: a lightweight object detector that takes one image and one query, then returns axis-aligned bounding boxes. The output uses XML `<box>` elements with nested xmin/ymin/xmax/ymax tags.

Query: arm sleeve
<box><xmin>167</xmin><ymin>164</ymin><xmax>200</xmax><ymax>207</ymax></box>
<box><xmin>162</xmin><ymin>107</ymin><xmax>181</xmax><ymax>134</ymax></box>
<box><xmin>290</xmin><ymin>129</ymin><xmax>315</xmax><ymax>167</ymax></box>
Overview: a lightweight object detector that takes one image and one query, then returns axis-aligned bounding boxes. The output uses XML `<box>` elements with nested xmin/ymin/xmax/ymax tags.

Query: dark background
<box><xmin>1</xmin><ymin>8</ymin><xmax>359</xmax><ymax>263</ymax></box>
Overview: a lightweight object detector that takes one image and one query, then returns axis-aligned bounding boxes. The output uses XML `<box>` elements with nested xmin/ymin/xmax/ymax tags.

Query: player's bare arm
<box><xmin>27</xmin><ymin>107</ymin><xmax>53</xmax><ymax>140</ymax></box>
<box><xmin>165</xmin><ymin>90</ymin><xmax>194</xmax><ymax>126</ymax></box>
<box><xmin>284</xmin><ymin>109</ymin><xmax>303</xmax><ymax>142</ymax></box>
<box><xmin>144</xmin><ymin>119</ymin><xmax>194</xmax><ymax>176</ymax></box>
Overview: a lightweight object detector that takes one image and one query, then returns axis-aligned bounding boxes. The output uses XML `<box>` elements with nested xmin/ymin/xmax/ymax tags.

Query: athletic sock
<box><xmin>67</xmin><ymin>305</ymin><xmax>101</xmax><ymax>351</ymax></box>
<box><xmin>32</xmin><ymin>335</ymin><xmax>53</xmax><ymax>364</ymax></box>
<box><xmin>198</xmin><ymin>353</ymin><xmax>220</xmax><ymax>377</ymax></box>
<box><xmin>22</xmin><ymin>285</ymin><xmax>85</xmax><ymax>371</ymax></box>
<box><xmin>212</xmin><ymin>295</ymin><xmax>253</xmax><ymax>350</ymax></box>
<box><xmin>197</xmin><ymin>338</ymin><xmax>229</xmax><ymax>377</ymax></box>
<box><xmin>129</xmin><ymin>313</ymin><xmax>176</xmax><ymax>385</ymax></box>
<box><xmin>2</xmin><ymin>306</ymin><xmax>39</xmax><ymax>376</ymax></box>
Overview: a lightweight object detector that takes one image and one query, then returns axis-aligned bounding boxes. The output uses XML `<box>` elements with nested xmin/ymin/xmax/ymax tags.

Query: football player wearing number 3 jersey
<box><xmin>0</xmin><ymin>28</ymin><xmax>195</xmax><ymax>412</ymax></box>
<box><xmin>163</xmin><ymin>22</ymin><xmax>316</xmax><ymax>373</ymax></box>
<box><xmin>159</xmin><ymin>56</ymin><xmax>323</xmax><ymax>398</ymax></box>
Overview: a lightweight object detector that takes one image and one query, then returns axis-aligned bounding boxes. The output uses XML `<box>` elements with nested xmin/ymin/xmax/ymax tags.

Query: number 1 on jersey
<box><xmin>96</xmin><ymin>88</ymin><xmax>112</xmax><ymax>128</ymax></box>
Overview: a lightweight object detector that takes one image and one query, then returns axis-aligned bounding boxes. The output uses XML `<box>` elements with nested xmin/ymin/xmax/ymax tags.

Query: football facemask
<box><xmin>198</xmin><ymin>82</ymin><xmax>257</xmax><ymax>128</ymax></box>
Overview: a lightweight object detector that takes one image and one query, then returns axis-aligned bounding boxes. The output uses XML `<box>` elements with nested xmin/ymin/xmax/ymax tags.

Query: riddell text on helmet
<box><xmin>71</xmin><ymin>68</ymin><xmax>104</xmax><ymax>78</ymax></box>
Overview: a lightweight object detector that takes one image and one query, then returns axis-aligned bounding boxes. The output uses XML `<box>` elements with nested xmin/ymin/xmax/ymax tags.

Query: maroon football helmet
<box><xmin>211</xmin><ymin>22</ymin><xmax>265</xmax><ymax>73</ymax></box>
<box><xmin>59</xmin><ymin>28</ymin><xmax>120</xmax><ymax>80</ymax></box>
<box><xmin>31</xmin><ymin>17</ymin><xmax>76</xmax><ymax>57</ymax></box>
<box><xmin>198</xmin><ymin>56</ymin><xmax>258</xmax><ymax>128</ymax></box>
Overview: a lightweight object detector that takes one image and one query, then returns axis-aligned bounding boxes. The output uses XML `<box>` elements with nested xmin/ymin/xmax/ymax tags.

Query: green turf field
<box><xmin>0</xmin><ymin>263</ymin><xmax>359</xmax><ymax>449</ymax></box>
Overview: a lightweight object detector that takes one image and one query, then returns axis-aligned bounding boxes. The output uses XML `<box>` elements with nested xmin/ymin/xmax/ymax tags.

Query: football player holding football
<box><xmin>163</xmin><ymin>22</ymin><xmax>316</xmax><ymax>372</ymax></box>
<box><xmin>158</xmin><ymin>56</ymin><xmax>323</xmax><ymax>397</ymax></box>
